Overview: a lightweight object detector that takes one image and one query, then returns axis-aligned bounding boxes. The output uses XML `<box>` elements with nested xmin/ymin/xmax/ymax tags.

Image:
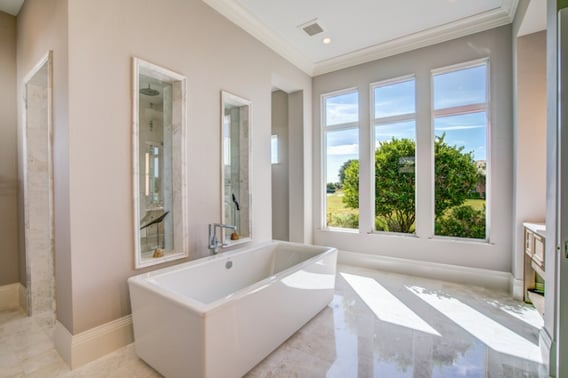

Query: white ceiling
<box><xmin>517</xmin><ymin>0</ymin><xmax>547</xmax><ymax>37</ymax></box>
<box><xmin>0</xmin><ymin>0</ymin><xmax>23</xmax><ymax>16</ymax></box>
<box><xmin>2</xmin><ymin>1</ymin><xmax>544</xmax><ymax>77</ymax></box>
<box><xmin>204</xmin><ymin>0</ymin><xmax>520</xmax><ymax>76</ymax></box>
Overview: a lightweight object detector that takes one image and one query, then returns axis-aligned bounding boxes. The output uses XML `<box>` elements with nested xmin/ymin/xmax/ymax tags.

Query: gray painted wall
<box><xmin>17</xmin><ymin>0</ymin><xmax>71</xmax><ymax>328</ymax></box>
<box><xmin>513</xmin><ymin>30</ymin><xmax>547</xmax><ymax>289</ymax></box>
<box><xmin>0</xmin><ymin>11</ymin><xmax>19</xmax><ymax>287</ymax></box>
<box><xmin>312</xmin><ymin>25</ymin><xmax>514</xmax><ymax>272</ymax></box>
<box><xmin>17</xmin><ymin>0</ymin><xmax>311</xmax><ymax>334</ymax></box>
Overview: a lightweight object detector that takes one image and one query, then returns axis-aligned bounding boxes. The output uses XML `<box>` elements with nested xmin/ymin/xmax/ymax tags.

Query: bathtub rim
<box><xmin>128</xmin><ymin>240</ymin><xmax>337</xmax><ymax>316</ymax></box>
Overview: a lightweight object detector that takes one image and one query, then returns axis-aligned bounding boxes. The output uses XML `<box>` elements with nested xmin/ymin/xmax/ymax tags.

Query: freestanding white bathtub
<box><xmin>128</xmin><ymin>240</ymin><xmax>337</xmax><ymax>378</ymax></box>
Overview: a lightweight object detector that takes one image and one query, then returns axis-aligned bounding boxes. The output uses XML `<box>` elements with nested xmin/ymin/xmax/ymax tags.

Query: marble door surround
<box><xmin>22</xmin><ymin>51</ymin><xmax>55</xmax><ymax>319</ymax></box>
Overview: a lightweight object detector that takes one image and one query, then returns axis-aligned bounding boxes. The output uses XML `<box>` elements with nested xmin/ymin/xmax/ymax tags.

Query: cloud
<box><xmin>327</xmin><ymin>144</ymin><xmax>359</xmax><ymax>156</ymax></box>
<box><xmin>326</xmin><ymin>103</ymin><xmax>358</xmax><ymax>125</ymax></box>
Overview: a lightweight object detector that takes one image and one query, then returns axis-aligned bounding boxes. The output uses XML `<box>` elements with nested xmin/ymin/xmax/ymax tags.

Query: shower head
<box><xmin>140</xmin><ymin>84</ymin><xmax>160</xmax><ymax>96</ymax></box>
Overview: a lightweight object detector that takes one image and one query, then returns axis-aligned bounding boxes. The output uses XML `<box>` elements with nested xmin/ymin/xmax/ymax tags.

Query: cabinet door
<box><xmin>525</xmin><ymin>229</ymin><xmax>534</xmax><ymax>256</ymax></box>
<box><xmin>534</xmin><ymin>235</ymin><xmax>545</xmax><ymax>266</ymax></box>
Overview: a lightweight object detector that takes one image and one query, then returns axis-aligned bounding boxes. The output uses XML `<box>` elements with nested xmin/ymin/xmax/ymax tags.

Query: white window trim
<box><xmin>321</xmin><ymin>87</ymin><xmax>359</xmax><ymax>231</ymax></box>
<box><xmin>430</xmin><ymin>57</ymin><xmax>491</xmax><ymax>242</ymax></box>
<box><xmin>369</xmin><ymin>75</ymin><xmax>417</xmax><ymax>235</ymax></box>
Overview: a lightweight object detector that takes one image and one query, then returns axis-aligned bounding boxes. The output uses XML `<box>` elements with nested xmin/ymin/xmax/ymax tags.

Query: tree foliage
<box><xmin>341</xmin><ymin>159</ymin><xmax>360</xmax><ymax>210</ymax></box>
<box><xmin>374</xmin><ymin>138</ymin><xmax>416</xmax><ymax>232</ymax></box>
<box><xmin>326</xmin><ymin>182</ymin><xmax>338</xmax><ymax>193</ymax></box>
<box><xmin>434</xmin><ymin>134</ymin><xmax>478</xmax><ymax>218</ymax></box>
<box><xmin>338</xmin><ymin>159</ymin><xmax>357</xmax><ymax>187</ymax></box>
<box><xmin>435</xmin><ymin>205</ymin><xmax>486</xmax><ymax>239</ymax></box>
<box><xmin>340</xmin><ymin>135</ymin><xmax>479</xmax><ymax>234</ymax></box>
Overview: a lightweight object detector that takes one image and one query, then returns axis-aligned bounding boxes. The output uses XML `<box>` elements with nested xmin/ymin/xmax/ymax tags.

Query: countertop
<box><xmin>523</xmin><ymin>222</ymin><xmax>546</xmax><ymax>238</ymax></box>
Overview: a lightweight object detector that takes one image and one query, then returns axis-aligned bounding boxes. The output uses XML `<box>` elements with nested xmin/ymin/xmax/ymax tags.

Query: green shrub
<box><xmin>326</xmin><ymin>182</ymin><xmax>338</xmax><ymax>193</ymax></box>
<box><xmin>375</xmin><ymin>215</ymin><xmax>415</xmax><ymax>233</ymax></box>
<box><xmin>435</xmin><ymin>205</ymin><xmax>485</xmax><ymax>239</ymax></box>
<box><xmin>328</xmin><ymin>213</ymin><xmax>359</xmax><ymax>229</ymax></box>
<box><xmin>469</xmin><ymin>191</ymin><xmax>481</xmax><ymax>199</ymax></box>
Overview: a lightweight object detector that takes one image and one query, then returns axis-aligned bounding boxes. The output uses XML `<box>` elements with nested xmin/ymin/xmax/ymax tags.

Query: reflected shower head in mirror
<box><xmin>140</xmin><ymin>84</ymin><xmax>159</xmax><ymax>96</ymax></box>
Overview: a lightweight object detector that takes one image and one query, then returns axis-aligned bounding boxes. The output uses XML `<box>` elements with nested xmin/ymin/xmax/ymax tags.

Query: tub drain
<box><xmin>225</xmin><ymin>260</ymin><xmax>233</xmax><ymax>269</ymax></box>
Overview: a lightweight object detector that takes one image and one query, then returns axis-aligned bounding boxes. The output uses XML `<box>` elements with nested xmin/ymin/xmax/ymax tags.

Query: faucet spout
<box><xmin>208</xmin><ymin>223</ymin><xmax>237</xmax><ymax>255</ymax></box>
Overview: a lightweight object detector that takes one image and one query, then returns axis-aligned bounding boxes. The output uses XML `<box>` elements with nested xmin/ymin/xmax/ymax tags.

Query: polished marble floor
<box><xmin>0</xmin><ymin>265</ymin><xmax>547</xmax><ymax>377</ymax></box>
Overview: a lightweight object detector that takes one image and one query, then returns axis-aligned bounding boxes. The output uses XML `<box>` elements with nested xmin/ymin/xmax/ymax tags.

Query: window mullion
<box><xmin>374</xmin><ymin>112</ymin><xmax>416</xmax><ymax>126</ymax></box>
<box><xmin>325</xmin><ymin>121</ymin><xmax>359</xmax><ymax>132</ymax></box>
<box><xmin>433</xmin><ymin>103</ymin><xmax>487</xmax><ymax>118</ymax></box>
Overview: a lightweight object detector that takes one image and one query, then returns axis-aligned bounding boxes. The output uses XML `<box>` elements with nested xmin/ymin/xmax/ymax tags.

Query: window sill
<box><xmin>367</xmin><ymin>231</ymin><xmax>419</xmax><ymax>238</ymax></box>
<box><xmin>429</xmin><ymin>235</ymin><xmax>492</xmax><ymax>245</ymax></box>
<box><xmin>320</xmin><ymin>227</ymin><xmax>360</xmax><ymax>234</ymax></box>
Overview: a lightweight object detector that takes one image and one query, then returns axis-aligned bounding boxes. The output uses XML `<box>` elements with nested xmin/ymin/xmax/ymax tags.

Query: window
<box><xmin>322</xmin><ymin>90</ymin><xmax>359</xmax><ymax>230</ymax></box>
<box><xmin>371</xmin><ymin>77</ymin><xmax>416</xmax><ymax>234</ymax></box>
<box><xmin>432</xmin><ymin>60</ymin><xmax>488</xmax><ymax>239</ymax></box>
<box><xmin>320</xmin><ymin>58</ymin><xmax>490</xmax><ymax>241</ymax></box>
<box><xmin>271</xmin><ymin>135</ymin><xmax>279</xmax><ymax>164</ymax></box>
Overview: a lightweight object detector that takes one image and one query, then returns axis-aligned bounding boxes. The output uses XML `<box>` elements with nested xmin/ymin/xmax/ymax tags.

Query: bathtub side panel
<box><xmin>204</xmin><ymin>250</ymin><xmax>337</xmax><ymax>378</ymax></box>
<box><xmin>129</xmin><ymin>282</ymin><xmax>205</xmax><ymax>378</ymax></box>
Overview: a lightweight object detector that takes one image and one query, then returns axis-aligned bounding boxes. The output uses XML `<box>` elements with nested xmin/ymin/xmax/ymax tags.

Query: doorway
<box><xmin>271</xmin><ymin>87</ymin><xmax>306</xmax><ymax>242</ymax></box>
<box><xmin>22</xmin><ymin>52</ymin><xmax>55</xmax><ymax>323</ymax></box>
<box><xmin>271</xmin><ymin>89</ymin><xmax>290</xmax><ymax>241</ymax></box>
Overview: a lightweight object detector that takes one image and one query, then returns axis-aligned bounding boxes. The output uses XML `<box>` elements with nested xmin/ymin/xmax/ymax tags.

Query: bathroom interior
<box><xmin>0</xmin><ymin>0</ymin><xmax>566</xmax><ymax>377</ymax></box>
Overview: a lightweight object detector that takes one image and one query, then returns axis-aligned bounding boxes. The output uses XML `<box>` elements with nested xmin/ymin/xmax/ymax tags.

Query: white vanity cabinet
<box><xmin>523</xmin><ymin>222</ymin><xmax>545</xmax><ymax>316</ymax></box>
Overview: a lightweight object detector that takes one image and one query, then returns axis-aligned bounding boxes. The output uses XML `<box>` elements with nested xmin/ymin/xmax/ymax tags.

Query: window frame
<box><xmin>321</xmin><ymin>87</ymin><xmax>360</xmax><ymax>232</ymax></box>
<box><xmin>369</xmin><ymin>74</ymin><xmax>417</xmax><ymax>235</ymax></box>
<box><xmin>430</xmin><ymin>57</ymin><xmax>491</xmax><ymax>242</ymax></box>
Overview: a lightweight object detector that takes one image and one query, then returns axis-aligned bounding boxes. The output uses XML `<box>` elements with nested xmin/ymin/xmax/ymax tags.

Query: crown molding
<box><xmin>502</xmin><ymin>0</ymin><xmax>521</xmax><ymax>20</ymax></box>
<box><xmin>313</xmin><ymin>1</ymin><xmax>519</xmax><ymax>76</ymax></box>
<box><xmin>202</xmin><ymin>0</ymin><xmax>519</xmax><ymax>77</ymax></box>
<box><xmin>202</xmin><ymin>0</ymin><xmax>315</xmax><ymax>75</ymax></box>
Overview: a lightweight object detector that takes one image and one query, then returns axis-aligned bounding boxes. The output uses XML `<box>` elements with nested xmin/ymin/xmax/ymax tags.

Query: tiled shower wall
<box><xmin>25</xmin><ymin>73</ymin><xmax>54</xmax><ymax>318</ymax></box>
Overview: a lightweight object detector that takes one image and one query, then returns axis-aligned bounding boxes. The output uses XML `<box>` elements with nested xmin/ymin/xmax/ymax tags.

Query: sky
<box><xmin>325</xmin><ymin>65</ymin><xmax>487</xmax><ymax>184</ymax></box>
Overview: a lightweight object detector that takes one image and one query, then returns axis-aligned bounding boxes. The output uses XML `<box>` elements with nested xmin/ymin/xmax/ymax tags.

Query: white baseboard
<box><xmin>54</xmin><ymin>315</ymin><xmax>134</xmax><ymax>369</ymax></box>
<box><xmin>0</xmin><ymin>283</ymin><xmax>23</xmax><ymax>311</ymax></box>
<box><xmin>339</xmin><ymin>250</ymin><xmax>513</xmax><ymax>293</ymax></box>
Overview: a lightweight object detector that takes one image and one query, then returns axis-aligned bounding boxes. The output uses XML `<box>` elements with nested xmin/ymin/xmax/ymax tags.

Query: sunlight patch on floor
<box><xmin>486</xmin><ymin>299</ymin><xmax>544</xmax><ymax>330</ymax></box>
<box><xmin>409</xmin><ymin>286</ymin><xmax>542</xmax><ymax>363</ymax></box>
<box><xmin>340</xmin><ymin>273</ymin><xmax>440</xmax><ymax>336</ymax></box>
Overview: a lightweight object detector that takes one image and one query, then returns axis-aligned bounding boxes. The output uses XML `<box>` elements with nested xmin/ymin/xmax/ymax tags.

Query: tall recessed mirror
<box><xmin>221</xmin><ymin>91</ymin><xmax>252</xmax><ymax>245</ymax></box>
<box><xmin>133</xmin><ymin>58</ymin><xmax>187</xmax><ymax>268</ymax></box>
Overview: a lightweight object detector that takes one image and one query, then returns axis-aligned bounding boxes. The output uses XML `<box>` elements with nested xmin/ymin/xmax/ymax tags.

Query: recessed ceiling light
<box><xmin>322</xmin><ymin>37</ymin><xmax>332</xmax><ymax>45</ymax></box>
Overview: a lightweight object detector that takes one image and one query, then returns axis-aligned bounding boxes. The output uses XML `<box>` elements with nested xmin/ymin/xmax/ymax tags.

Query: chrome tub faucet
<box><xmin>208</xmin><ymin>223</ymin><xmax>236</xmax><ymax>254</ymax></box>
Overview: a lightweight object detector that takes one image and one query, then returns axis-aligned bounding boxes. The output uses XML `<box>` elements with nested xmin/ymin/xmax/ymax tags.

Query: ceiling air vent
<box><xmin>300</xmin><ymin>19</ymin><xmax>324</xmax><ymax>37</ymax></box>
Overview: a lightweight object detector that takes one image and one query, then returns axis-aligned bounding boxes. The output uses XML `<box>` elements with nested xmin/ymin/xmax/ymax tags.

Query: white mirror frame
<box><xmin>133</xmin><ymin>57</ymin><xmax>188</xmax><ymax>268</ymax></box>
<box><xmin>220</xmin><ymin>90</ymin><xmax>253</xmax><ymax>246</ymax></box>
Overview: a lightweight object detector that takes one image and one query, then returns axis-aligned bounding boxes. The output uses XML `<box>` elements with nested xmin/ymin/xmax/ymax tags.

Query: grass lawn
<box><xmin>326</xmin><ymin>190</ymin><xmax>485</xmax><ymax>235</ymax></box>
<box><xmin>327</xmin><ymin>192</ymin><xmax>484</xmax><ymax>218</ymax></box>
<box><xmin>464</xmin><ymin>199</ymin><xmax>485</xmax><ymax>211</ymax></box>
<box><xmin>326</xmin><ymin>191</ymin><xmax>357</xmax><ymax>217</ymax></box>
<box><xmin>328</xmin><ymin>192</ymin><xmax>484</xmax><ymax>213</ymax></box>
